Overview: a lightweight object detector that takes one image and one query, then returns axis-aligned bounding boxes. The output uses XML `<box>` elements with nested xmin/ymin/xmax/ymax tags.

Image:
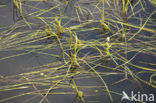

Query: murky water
<box><xmin>0</xmin><ymin>0</ymin><xmax>156</xmax><ymax>103</ymax></box>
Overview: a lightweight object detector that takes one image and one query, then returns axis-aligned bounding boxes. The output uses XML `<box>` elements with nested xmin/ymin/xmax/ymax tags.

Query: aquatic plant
<box><xmin>0</xmin><ymin>0</ymin><xmax>156</xmax><ymax>103</ymax></box>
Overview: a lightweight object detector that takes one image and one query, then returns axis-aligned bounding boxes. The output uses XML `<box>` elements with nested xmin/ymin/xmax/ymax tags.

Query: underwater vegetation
<box><xmin>0</xmin><ymin>0</ymin><xmax>156</xmax><ymax>103</ymax></box>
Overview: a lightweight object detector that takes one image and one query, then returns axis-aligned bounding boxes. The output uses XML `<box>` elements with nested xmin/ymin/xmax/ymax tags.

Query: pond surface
<box><xmin>0</xmin><ymin>0</ymin><xmax>156</xmax><ymax>103</ymax></box>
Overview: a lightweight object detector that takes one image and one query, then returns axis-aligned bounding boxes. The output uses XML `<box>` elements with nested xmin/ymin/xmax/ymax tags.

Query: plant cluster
<box><xmin>0</xmin><ymin>0</ymin><xmax>156</xmax><ymax>103</ymax></box>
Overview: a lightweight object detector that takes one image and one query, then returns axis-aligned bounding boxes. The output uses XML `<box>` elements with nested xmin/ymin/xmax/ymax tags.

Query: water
<box><xmin>0</xmin><ymin>0</ymin><xmax>156</xmax><ymax>103</ymax></box>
